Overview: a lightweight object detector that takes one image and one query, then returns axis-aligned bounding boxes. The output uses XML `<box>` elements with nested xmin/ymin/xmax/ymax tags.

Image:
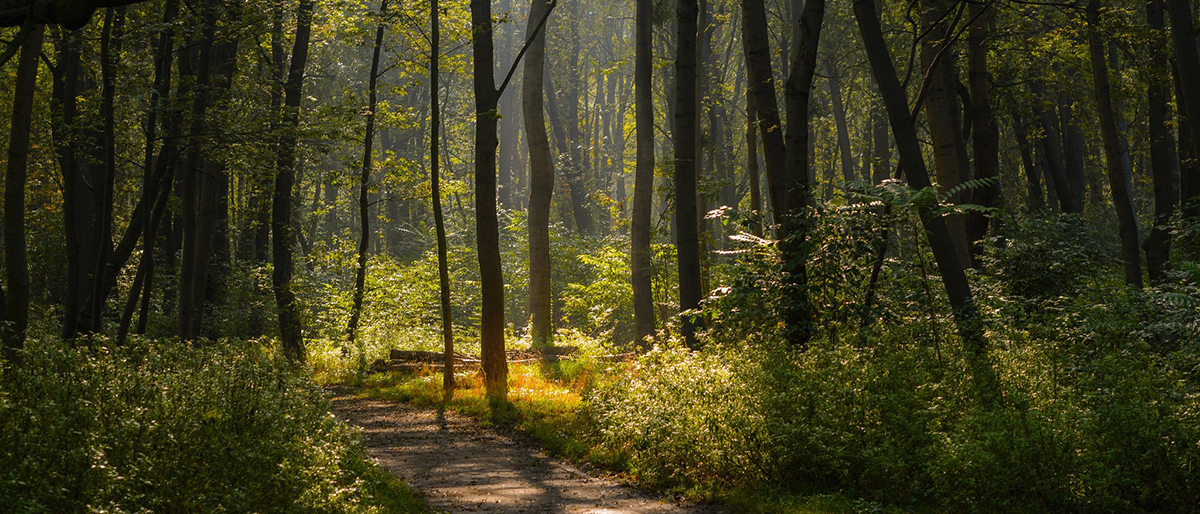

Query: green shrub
<box><xmin>0</xmin><ymin>337</ymin><xmax>425</xmax><ymax>513</ymax></box>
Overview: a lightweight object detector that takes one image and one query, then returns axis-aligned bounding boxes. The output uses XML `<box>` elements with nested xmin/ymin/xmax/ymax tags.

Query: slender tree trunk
<box><xmin>780</xmin><ymin>0</ymin><xmax>824</xmax><ymax>349</ymax></box>
<box><xmin>674</xmin><ymin>0</ymin><xmax>702</xmax><ymax>349</ymax></box>
<box><xmin>431</xmin><ymin>0</ymin><xmax>455</xmax><ymax>397</ymax></box>
<box><xmin>1145</xmin><ymin>0</ymin><xmax>1177</xmax><ymax>281</ymax></box>
<box><xmin>631</xmin><ymin>0</ymin><xmax>657</xmax><ymax>345</ymax></box>
<box><xmin>348</xmin><ymin>0</ymin><xmax>389</xmax><ymax>344</ymax></box>
<box><xmin>470</xmin><ymin>0</ymin><xmax>508</xmax><ymax>400</ymax></box>
<box><xmin>871</xmin><ymin>107</ymin><xmax>890</xmax><ymax>184</ymax></box>
<box><xmin>178</xmin><ymin>11</ymin><xmax>215</xmax><ymax>340</ymax></box>
<box><xmin>118</xmin><ymin>0</ymin><xmax>180</xmax><ymax>343</ymax></box>
<box><xmin>747</xmin><ymin>89</ymin><xmax>763</xmax><ymax>236</ymax></box>
<box><xmin>52</xmin><ymin>30</ymin><xmax>89</xmax><ymax>340</ymax></box>
<box><xmin>742</xmin><ymin>0</ymin><xmax>788</xmax><ymax>227</ymax></box>
<box><xmin>920</xmin><ymin>0</ymin><xmax>971</xmax><ymax>269</ymax></box>
<box><xmin>1010</xmin><ymin>109</ymin><xmax>1045</xmax><ymax>212</ymax></box>
<box><xmin>1030</xmin><ymin>80</ymin><xmax>1077</xmax><ymax>213</ymax></box>
<box><xmin>525</xmin><ymin>0</ymin><xmax>555</xmax><ymax>348</ymax></box>
<box><xmin>1167</xmin><ymin>0</ymin><xmax>1200</xmax><ymax>240</ymax></box>
<box><xmin>965</xmin><ymin>2</ymin><xmax>998</xmax><ymax>268</ymax></box>
<box><xmin>855</xmin><ymin>0</ymin><xmax>998</xmax><ymax>407</ymax></box>
<box><xmin>275</xmin><ymin>0</ymin><xmax>316</xmax><ymax>363</ymax></box>
<box><xmin>1088</xmin><ymin>0</ymin><xmax>1143</xmax><ymax>289</ymax></box>
<box><xmin>825</xmin><ymin>58</ymin><xmax>854</xmax><ymax>187</ymax></box>
<box><xmin>2</xmin><ymin>22</ymin><xmax>42</xmax><ymax>363</ymax></box>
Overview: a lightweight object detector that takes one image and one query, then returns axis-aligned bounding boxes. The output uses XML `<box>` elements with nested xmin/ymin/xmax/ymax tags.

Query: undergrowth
<box><xmin>0</xmin><ymin>337</ymin><xmax>429</xmax><ymax>514</ymax></box>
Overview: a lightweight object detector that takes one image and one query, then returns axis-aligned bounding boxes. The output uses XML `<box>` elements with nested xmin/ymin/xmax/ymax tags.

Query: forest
<box><xmin>2</xmin><ymin>0</ymin><xmax>1200</xmax><ymax>511</ymax></box>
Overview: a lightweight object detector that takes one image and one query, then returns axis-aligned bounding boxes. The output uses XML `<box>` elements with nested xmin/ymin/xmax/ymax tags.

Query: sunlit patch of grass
<box><xmin>360</xmin><ymin>362</ymin><xmax>615</xmax><ymax>464</ymax></box>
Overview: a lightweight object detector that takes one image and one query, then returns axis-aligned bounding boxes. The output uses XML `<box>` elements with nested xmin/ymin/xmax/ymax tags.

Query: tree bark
<box><xmin>2</xmin><ymin>22</ymin><xmax>42</xmax><ymax>363</ymax></box>
<box><xmin>781</xmin><ymin>0</ymin><xmax>825</xmax><ymax>348</ymax></box>
<box><xmin>825</xmin><ymin>58</ymin><xmax>855</xmax><ymax>187</ymax></box>
<box><xmin>470</xmin><ymin>0</ymin><xmax>509</xmax><ymax>400</ymax></box>
<box><xmin>1167</xmin><ymin>0</ymin><xmax>1200</xmax><ymax>238</ymax></box>
<box><xmin>1145</xmin><ymin>0</ymin><xmax>1177</xmax><ymax>281</ymax></box>
<box><xmin>920</xmin><ymin>0</ymin><xmax>971</xmax><ymax>269</ymax></box>
<box><xmin>431</xmin><ymin>0</ymin><xmax>455</xmax><ymax>397</ymax></box>
<box><xmin>742</xmin><ymin>0</ymin><xmax>788</xmax><ymax>227</ymax></box>
<box><xmin>964</xmin><ymin>1</ymin><xmax>998</xmax><ymax>268</ymax></box>
<box><xmin>631</xmin><ymin>0</ymin><xmax>657</xmax><ymax>346</ymax></box>
<box><xmin>674</xmin><ymin>0</ymin><xmax>702</xmax><ymax>349</ymax></box>
<box><xmin>1088</xmin><ymin>0</ymin><xmax>1143</xmax><ymax>289</ymax></box>
<box><xmin>274</xmin><ymin>0</ymin><xmax>315</xmax><ymax>363</ymax></box>
<box><xmin>525</xmin><ymin>0</ymin><xmax>555</xmax><ymax>348</ymax></box>
<box><xmin>348</xmin><ymin>0</ymin><xmax>389</xmax><ymax>344</ymax></box>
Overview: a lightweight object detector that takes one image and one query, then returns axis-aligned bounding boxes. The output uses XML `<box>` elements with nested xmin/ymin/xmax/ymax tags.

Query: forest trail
<box><xmin>329</xmin><ymin>394</ymin><xmax>721</xmax><ymax>514</ymax></box>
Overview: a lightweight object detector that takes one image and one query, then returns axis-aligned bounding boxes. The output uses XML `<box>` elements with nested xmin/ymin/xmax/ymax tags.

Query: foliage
<box><xmin>0</xmin><ymin>337</ymin><xmax>428</xmax><ymax>514</ymax></box>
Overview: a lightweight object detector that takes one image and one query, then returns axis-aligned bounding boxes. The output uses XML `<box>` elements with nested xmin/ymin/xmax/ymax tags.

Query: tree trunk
<box><xmin>431</xmin><ymin>0</ymin><xmax>455</xmax><ymax>397</ymax></box>
<box><xmin>1145</xmin><ymin>0</ymin><xmax>1177</xmax><ymax>281</ymax></box>
<box><xmin>920</xmin><ymin>0</ymin><xmax>971</xmax><ymax>269</ymax></box>
<box><xmin>631</xmin><ymin>0</ymin><xmax>657</xmax><ymax>346</ymax></box>
<box><xmin>1167</xmin><ymin>0</ymin><xmax>1200</xmax><ymax>241</ymax></box>
<box><xmin>825</xmin><ymin>58</ymin><xmax>855</xmax><ymax>187</ymax></box>
<box><xmin>470</xmin><ymin>0</ymin><xmax>508</xmax><ymax>400</ymax></box>
<box><xmin>1030</xmin><ymin>80</ymin><xmax>1077</xmax><ymax>213</ymax></box>
<box><xmin>1010</xmin><ymin>109</ymin><xmax>1045</xmax><ymax>212</ymax></box>
<box><xmin>747</xmin><ymin>89</ymin><xmax>763</xmax><ymax>236</ymax></box>
<box><xmin>2</xmin><ymin>22</ymin><xmax>42</xmax><ymax>363</ymax></box>
<box><xmin>965</xmin><ymin>1</ymin><xmax>999</xmax><ymax>268</ymax></box>
<box><xmin>674</xmin><ymin>0</ymin><xmax>702</xmax><ymax>349</ymax></box>
<box><xmin>348</xmin><ymin>0</ymin><xmax>389</xmax><ymax>344</ymax></box>
<box><xmin>274</xmin><ymin>0</ymin><xmax>315</xmax><ymax>363</ymax></box>
<box><xmin>742</xmin><ymin>0</ymin><xmax>788</xmax><ymax>227</ymax></box>
<box><xmin>1088</xmin><ymin>0</ymin><xmax>1143</xmax><ymax>289</ymax></box>
<box><xmin>781</xmin><ymin>0</ymin><xmax>824</xmax><ymax>349</ymax></box>
<box><xmin>525</xmin><ymin>0</ymin><xmax>554</xmax><ymax>348</ymax></box>
<box><xmin>855</xmin><ymin>0</ymin><xmax>998</xmax><ymax>407</ymax></box>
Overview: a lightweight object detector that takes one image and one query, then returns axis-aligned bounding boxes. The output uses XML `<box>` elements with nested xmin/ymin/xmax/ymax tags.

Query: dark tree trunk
<box><xmin>631</xmin><ymin>0</ymin><xmax>657</xmax><ymax>345</ymax></box>
<box><xmin>52</xmin><ymin>30</ymin><xmax>90</xmax><ymax>341</ymax></box>
<box><xmin>1145</xmin><ymin>0</ymin><xmax>1177</xmax><ymax>281</ymax></box>
<box><xmin>348</xmin><ymin>0</ymin><xmax>389</xmax><ymax>344</ymax></box>
<box><xmin>1088</xmin><ymin>0</ymin><xmax>1143</xmax><ymax>289</ymax></box>
<box><xmin>965</xmin><ymin>2</ymin><xmax>999</xmax><ymax>268</ymax></box>
<box><xmin>871</xmin><ymin>107</ymin><xmax>890</xmax><ymax>184</ymax></box>
<box><xmin>1030</xmin><ymin>80</ymin><xmax>1077</xmax><ymax>213</ymax></box>
<box><xmin>470</xmin><ymin>0</ymin><xmax>508</xmax><ymax>400</ymax></box>
<box><xmin>274</xmin><ymin>0</ymin><xmax>316</xmax><ymax>363</ymax></box>
<box><xmin>742</xmin><ymin>0</ymin><xmax>788</xmax><ymax>227</ymax></box>
<box><xmin>746</xmin><ymin>89</ymin><xmax>763</xmax><ymax>236</ymax></box>
<box><xmin>855</xmin><ymin>0</ymin><xmax>998</xmax><ymax>407</ymax></box>
<box><xmin>2</xmin><ymin>22</ymin><xmax>42</xmax><ymax>363</ymax></box>
<box><xmin>431</xmin><ymin>0</ymin><xmax>455</xmax><ymax>397</ymax></box>
<box><xmin>780</xmin><ymin>0</ymin><xmax>825</xmax><ymax>348</ymax></box>
<box><xmin>1167</xmin><ymin>0</ymin><xmax>1200</xmax><ymax>241</ymax></box>
<box><xmin>178</xmin><ymin>9</ymin><xmax>215</xmax><ymax>340</ymax></box>
<box><xmin>525</xmin><ymin>0</ymin><xmax>554</xmax><ymax>348</ymax></box>
<box><xmin>674</xmin><ymin>0</ymin><xmax>702</xmax><ymax>349</ymax></box>
<box><xmin>1010</xmin><ymin>109</ymin><xmax>1045</xmax><ymax>212</ymax></box>
<box><xmin>825</xmin><ymin>58</ymin><xmax>855</xmax><ymax>187</ymax></box>
<box><xmin>920</xmin><ymin>0</ymin><xmax>971</xmax><ymax>269</ymax></box>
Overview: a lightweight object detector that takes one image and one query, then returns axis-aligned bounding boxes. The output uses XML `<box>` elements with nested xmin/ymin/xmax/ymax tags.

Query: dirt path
<box><xmin>329</xmin><ymin>394</ymin><xmax>721</xmax><ymax>514</ymax></box>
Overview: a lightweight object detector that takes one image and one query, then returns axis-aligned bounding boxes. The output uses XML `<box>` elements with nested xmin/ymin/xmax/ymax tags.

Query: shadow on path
<box><xmin>330</xmin><ymin>394</ymin><xmax>721</xmax><ymax>514</ymax></box>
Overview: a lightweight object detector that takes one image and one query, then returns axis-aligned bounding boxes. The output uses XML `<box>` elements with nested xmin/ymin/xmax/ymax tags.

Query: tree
<box><xmin>854</xmin><ymin>0</ymin><xmax>998</xmax><ymax>406</ymax></box>
<box><xmin>2</xmin><ymin>21</ymin><xmax>42</xmax><ymax>363</ymax></box>
<box><xmin>431</xmin><ymin>0</ymin><xmax>456</xmax><ymax>398</ymax></box>
<box><xmin>348</xmin><ymin>0</ymin><xmax>390</xmax><ymax>344</ymax></box>
<box><xmin>274</xmin><ymin>0</ymin><xmax>316</xmax><ymax>363</ymax></box>
<box><xmin>1144</xmin><ymin>0</ymin><xmax>1177</xmax><ymax>281</ymax></box>
<box><xmin>674</xmin><ymin>0</ymin><xmax>702</xmax><ymax>349</ymax></box>
<box><xmin>525</xmin><ymin>0</ymin><xmax>554</xmax><ymax>349</ymax></box>
<box><xmin>1167</xmin><ymin>0</ymin><xmax>1200</xmax><ymax>236</ymax></box>
<box><xmin>631</xmin><ymin>0</ymin><xmax>656</xmax><ymax>345</ymax></box>
<box><xmin>1087</xmin><ymin>0</ymin><xmax>1142</xmax><ymax>289</ymax></box>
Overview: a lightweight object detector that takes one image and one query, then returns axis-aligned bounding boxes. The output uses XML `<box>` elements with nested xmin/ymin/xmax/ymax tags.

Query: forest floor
<box><xmin>329</xmin><ymin>392</ymin><xmax>723</xmax><ymax>514</ymax></box>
